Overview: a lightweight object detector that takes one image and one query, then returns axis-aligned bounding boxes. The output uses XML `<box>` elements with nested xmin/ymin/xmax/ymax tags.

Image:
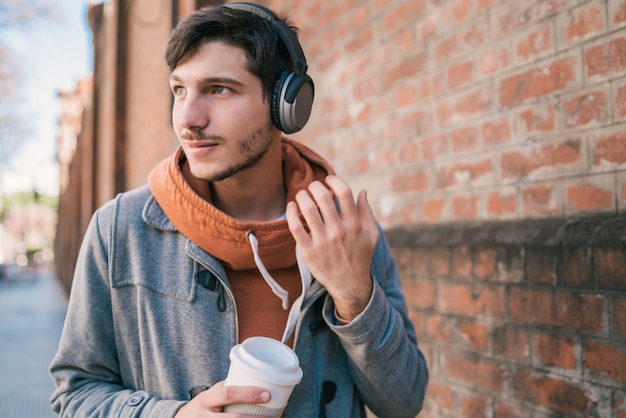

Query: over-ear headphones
<box><xmin>223</xmin><ymin>2</ymin><xmax>314</xmax><ymax>134</ymax></box>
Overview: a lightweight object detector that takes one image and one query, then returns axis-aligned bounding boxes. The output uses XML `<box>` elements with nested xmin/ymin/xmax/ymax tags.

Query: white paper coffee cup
<box><xmin>223</xmin><ymin>336</ymin><xmax>303</xmax><ymax>417</ymax></box>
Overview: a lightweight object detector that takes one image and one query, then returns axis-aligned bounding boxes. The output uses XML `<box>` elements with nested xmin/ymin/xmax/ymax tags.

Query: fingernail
<box><xmin>260</xmin><ymin>391</ymin><xmax>271</xmax><ymax>402</ymax></box>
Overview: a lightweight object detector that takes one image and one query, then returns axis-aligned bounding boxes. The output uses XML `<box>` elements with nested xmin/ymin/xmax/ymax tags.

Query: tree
<box><xmin>0</xmin><ymin>0</ymin><xmax>55</xmax><ymax>170</ymax></box>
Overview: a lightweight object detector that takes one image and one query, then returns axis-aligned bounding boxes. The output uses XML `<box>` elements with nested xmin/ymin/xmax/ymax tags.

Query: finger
<box><xmin>357</xmin><ymin>190</ymin><xmax>380</xmax><ymax>244</ymax></box>
<box><xmin>325</xmin><ymin>175</ymin><xmax>358</xmax><ymax>226</ymax></box>
<box><xmin>294</xmin><ymin>187</ymin><xmax>325</xmax><ymax>233</ymax></box>
<box><xmin>197</xmin><ymin>382</ymin><xmax>270</xmax><ymax>409</ymax></box>
<box><xmin>307</xmin><ymin>180</ymin><xmax>340</xmax><ymax>225</ymax></box>
<box><xmin>286</xmin><ymin>201</ymin><xmax>311</xmax><ymax>246</ymax></box>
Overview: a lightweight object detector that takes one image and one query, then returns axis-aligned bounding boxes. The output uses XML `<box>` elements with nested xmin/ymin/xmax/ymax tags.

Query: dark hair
<box><xmin>165</xmin><ymin>6</ymin><xmax>297</xmax><ymax>101</ymax></box>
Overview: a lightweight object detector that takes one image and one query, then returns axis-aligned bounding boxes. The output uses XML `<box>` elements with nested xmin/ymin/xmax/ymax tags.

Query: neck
<box><xmin>211</xmin><ymin>139</ymin><xmax>286</xmax><ymax>221</ymax></box>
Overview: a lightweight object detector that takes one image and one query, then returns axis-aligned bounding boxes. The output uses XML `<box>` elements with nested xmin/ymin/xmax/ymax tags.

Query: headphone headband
<box><xmin>224</xmin><ymin>2</ymin><xmax>308</xmax><ymax>74</ymax></box>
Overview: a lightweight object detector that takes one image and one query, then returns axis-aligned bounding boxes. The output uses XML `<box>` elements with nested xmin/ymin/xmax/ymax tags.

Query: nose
<box><xmin>176</xmin><ymin>93</ymin><xmax>209</xmax><ymax>132</ymax></box>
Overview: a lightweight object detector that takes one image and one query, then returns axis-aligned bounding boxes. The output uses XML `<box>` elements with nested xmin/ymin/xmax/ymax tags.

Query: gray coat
<box><xmin>49</xmin><ymin>186</ymin><xmax>428</xmax><ymax>417</ymax></box>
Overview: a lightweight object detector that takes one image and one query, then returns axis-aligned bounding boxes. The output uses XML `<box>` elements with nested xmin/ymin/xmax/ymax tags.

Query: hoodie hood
<box><xmin>147</xmin><ymin>137</ymin><xmax>334</xmax><ymax>272</ymax></box>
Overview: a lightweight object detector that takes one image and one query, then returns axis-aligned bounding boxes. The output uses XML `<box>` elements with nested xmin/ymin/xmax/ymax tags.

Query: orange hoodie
<box><xmin>147</xmin><ymin>138</ymin><xmax>333</xmax><ymax>344</ymax></box>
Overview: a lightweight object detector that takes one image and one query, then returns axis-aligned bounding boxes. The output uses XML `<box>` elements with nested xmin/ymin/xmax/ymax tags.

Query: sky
<box><xmin>1</xmin><ymin>0</ymin><xmax>92</xmax><ymax>196</ymax></box>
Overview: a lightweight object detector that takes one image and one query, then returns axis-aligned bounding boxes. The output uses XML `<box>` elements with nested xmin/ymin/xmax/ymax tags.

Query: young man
<box><xmin>49</xmin><ymin>3</ymin><xmax>428</xmax><ymax>417</ymax></box>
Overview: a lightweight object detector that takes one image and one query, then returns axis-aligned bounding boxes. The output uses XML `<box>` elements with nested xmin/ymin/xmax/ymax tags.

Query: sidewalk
<box><xmin>0</xmin><ymin>264</ymin><xmax>67</xmax><ymax>417</ymax></box>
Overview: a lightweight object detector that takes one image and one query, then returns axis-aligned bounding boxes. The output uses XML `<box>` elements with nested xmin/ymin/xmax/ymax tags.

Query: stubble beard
<box><xmin>190</xmin><ymin>119</ymin><xmax>275</xmax><ymax>183</ymax></box>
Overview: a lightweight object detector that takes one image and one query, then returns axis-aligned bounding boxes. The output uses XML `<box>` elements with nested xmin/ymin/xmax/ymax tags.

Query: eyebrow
<box><xmin>168</xmin><ymin>74</ymin><xmax>246</xmax><ymax>88</ymax></box>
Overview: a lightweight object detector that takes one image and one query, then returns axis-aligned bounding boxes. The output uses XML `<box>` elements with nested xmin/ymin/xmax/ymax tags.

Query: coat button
<box><xmin>127</xmin><ymin>395</ymin><xmax>143</xmax><ymax>406</ymax></box>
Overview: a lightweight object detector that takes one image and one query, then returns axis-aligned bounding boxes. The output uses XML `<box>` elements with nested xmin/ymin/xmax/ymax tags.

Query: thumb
<box><xmin>357</xmin><ymin>190</ymin><xmax>380</xmax><ymax>244</ymax></box>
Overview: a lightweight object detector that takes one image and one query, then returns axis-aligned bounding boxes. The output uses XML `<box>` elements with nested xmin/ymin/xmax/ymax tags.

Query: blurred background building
<box><xmin>54</xmin><ymin>1</ymin><xmax>626</xmax><ymax>417</ymax></box>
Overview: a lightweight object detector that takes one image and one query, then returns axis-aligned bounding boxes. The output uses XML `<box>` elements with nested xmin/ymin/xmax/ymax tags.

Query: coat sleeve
<box><xmin>322</xmin><ymin>226</ymin><xmax>428</xmax><ymax>418</ymax></box>
<box><xmin>48</xmin><ymin>205</ymin><xmax>185</xmax><ymax>418</ymax></box>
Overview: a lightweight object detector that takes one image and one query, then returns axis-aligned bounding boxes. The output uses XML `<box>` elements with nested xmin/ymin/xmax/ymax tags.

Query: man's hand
<box><xmin>174</xmin><ymin>381</ymin><xmax>271</xmax><ymax>417</ymax></box>
<box><xmin>286</xmin><ymin>175</ymin><xmax>380</xmax><ymax>322</ymax></box>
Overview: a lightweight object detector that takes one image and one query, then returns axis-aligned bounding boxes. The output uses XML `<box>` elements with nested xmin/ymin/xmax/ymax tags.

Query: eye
<box><xmin>213</xmin><ymin>85</ymin><xmax>230</xmax><ymax>95</ymax></box>
<box><xmin>172</xmin><ymin>86</ymin><xmax>186</xmax><ymax>96</ymax></box>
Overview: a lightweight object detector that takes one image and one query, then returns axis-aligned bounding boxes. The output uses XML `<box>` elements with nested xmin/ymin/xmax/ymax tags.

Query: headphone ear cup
<box><xmin>271</xmin><ymin>70</ymin><xmax>290</xmax><ymax>132</ymax></box>
<box><xmin>271</xmin><ymin>70</ymin><xmax>314</xmax><ymax>134</ymax></box>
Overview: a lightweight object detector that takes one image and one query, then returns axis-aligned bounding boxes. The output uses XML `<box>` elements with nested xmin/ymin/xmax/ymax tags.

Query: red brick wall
<box><xmin>387</xmin><ymin>216</ymin><xmax>626</xmax><ymax>417</ymax></box>
<box><xmin>266</xmin><ymin>0</ymin><xmax>626</xmax><ymax>227</ymax></box>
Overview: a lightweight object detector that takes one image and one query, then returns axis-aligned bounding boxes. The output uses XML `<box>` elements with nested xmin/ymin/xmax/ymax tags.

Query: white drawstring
<box><xmin>282</xmin><ymin>244</ymin><xmax>311</xmax><ymax>343</ymax></box>
<box><xmin>246</xmin><ymin>231</ymin><xmax>312</xmax><ymax>343</ymax></box>
<box><xmin>247</xmin><ymin>232</ymin><xmax>290</xmax><ymax>310</ymax></box>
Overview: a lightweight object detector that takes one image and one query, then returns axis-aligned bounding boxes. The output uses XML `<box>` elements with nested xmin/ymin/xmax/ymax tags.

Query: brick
<box><xmin>423</xmin><ymin>198</ymin><xmax>446</xmax><ymax>223</ymax></box>
<box><xmin>565</xmin><ymin>3</ymin><xmax>605</xmax><ymax>41</ymax></box>
<box><xmin>522</xmin><ymin>183</ymin><xmax>559</xmax><ymax>215</ymax></box>
<box><xmin>458</xmin><ymin>321</ymin><xmax>488</xmax><ymax>350</ymax></box>
<box><xmin>426</xmin><ymin>380</ymin><xmax>453</xmax><ymax>412</ymax></box>
<box><xmin>449</xmin><ymin>0</ymin><xmax>472</xmax><ymax>23</ymax></box>
<box><xmin>412</xmin><ymin>248</ymin><xmax>430</xmax><ymax>278</ymax></box>
<box><xmin>596</xmin><ymin>247</ymin><xmax>626</xmax><ymax>290</ymax></box>
<box><xmin>395</xmin><ymin>85</ymin><xmax>417</xmax><ymax>108</ymax></box>
<box><xmin>434</xmin><ymin>22</ymin><xmax>487</xmax><ymax>64</ymax></box>
<box><xmin>482</xmin><ymin>117</ymin><xmax>512</xmax><ymax>145</ymax></box>
<box><xmin>584</xmin><ymin>339</ymin><xmax>626</xmax><ymax>383</ymax></box>
<box><xmin>431</xmin><ymin>247</ymin><xmax>450</xmax><ymax>277</ymax></box>
<box><xmin>566</xmin><ymin>183</ymin><xmax>614</xmax><ymax>212</ymax></box>
<box><xmin>390</xmin><ymin>168</ymin><xmax>429</xmax><ymax>192</ymax></box>
<box><xmin>417</xmin><ymin>14</ymin><xmax>438</xmax><ymax>42</ymax></box>
<box><xmin>492</xmin><ymin>326</ymin><xmax>529</xmax><ymax>360</ymax></box>
<box><xmin>519</xmin><ymin>104</ymin><xmax>556</xmax><ymax>135</ymax></box>
<box><xmin>450</xmin><ymin>125</ymin><xmax>480</xmax><ymax>152</ymax></box>
<box><xmin>408</xmin><ymin>309</ymin><xmax>424</xmax><ymax>336</ymax></box>
<box><xmin>419</xmin><ymin>73</ymin><xmax>443</xmax><ymax>100</ymax></box>
<box><xmin>495</xmin><ymin>246</ymin><xmax>524</xmax><ymax>283</ymax></box>
<box><xmin>346</xmin><ymin>27</ymin><xmax>373</xmax><ymax>51</ymax></box>
<box><xmin>479</xmin><ymin>45</ymin><xmax>509</xmax><ymax>75</ymax></box>
<box><xmin>554</xmin><ymin>293</ymin><xmax>604</xmax><ymax>332</ymax></box>
<box><xmin>498</xmin><ymin>56</ymin><xmax>577</xmax><ymax>106</ymax></box>
<box><xmin>438</xmin><ymin>283</ymin><xmax>504</xmax><ymax>317</ymax></box>
<box><xmin>510</xmin><ymin>288</ymin><xmax>553</xmax><ymax>325</ymax></box>
<box><xmin>560</xmin><ymin>247</ymin><xmax>592</xmax><ymax>287</ymax></box>
<box><xmin>437</xmin><ymin>159</ymin><xmax>492</xmax><ymax>188</ymax></box>
<box><xmin>421</xmin><ymin>134</ymin><xmax>447</xmax><ymax>159</ymax></box>
<box><xmin>402</xmin><ymin>280</ymin><xmax>435</xmax><ymax>309</ymax></box>
<box><xmin>494</xmin><ymin>402</ymin><xmax>528</xmax><ymax>418</ymax></box>
<box><xmin>487</xmin><ymin>191</ymin><xmax>516</xmax><ymax>216</ymax></box>
<box><xmin>475</xmin><ymin>247</ymin><xmax>496</xmax><ymax>279</ymax></box>
<box><xmin>460</xmin><ymin>393</ymin><xmax>488</xmax><ymax>418</ymax></box>
<box><xmin>444</xmin><ymin>353</ymin><xmax>505</xmax><ymax>392</ymax></box>
<box><xmin>383</xmin><ymin>0</ymin><xmax>425</xmax><ymax>33</ymax></box>
<box><xmin>383</xmin><ymin>52</ymin><xmax>427</xmax><ymax>88</ymax></box>
<box><xmin>594</xmin><ymin>131</ymin><xmax>626</xmax><ymax>165</ymax></box>
<box><xmin>613</xmin><ymin>1</ymin><xmax>626</xmax><ymax>25</ymax></box>
<box><xmin>533</xmin><ymin>332</ymin><xmax>577</xmax><ymax>369</ymax></box>
<box><xmin>501</xmin><ymin>139</ymin><xmax>581</xmax><ymax>179</ymax></box>
<box><xmin>494</xmin><ymin>0</ymin><xmax>568</xmax><ymax>37</ymax></box>
<box><xmin>447</xmin><ymin>60</ymin><xmax>473</xmax><ymax>90</ymax></box>
<box><xmin>399</xmin><ymin>141</ymin><xmax>418</xmax><ymax>164</ymax></box>
<box><xmin>615</xmin><ymin>297</ymin><xmax>626</xmax><ymax>338</ymax></box>
<box><xmin>393</xmin><ymin>246</ymin><xmax>412</xmax><ymax>276</ymax></box>
<box><xmin>617</xmin><ymin>392</ymin><xmax>626</xmax><ymax>418</ymax></box>
<box><xmin>513</xmin><ymin>371</ymin><xmax>591</xmax><ymax>414</ymax></box>
<box><xmin>526</xmin><ymin>248</ymin><xmax>555</xmax><ymax>285</ymax></box>
<box><xmin>585</xmin><ymin>37</ymin><xmax>626</xmax><ymax>78</ymax></box>
<box><xmin>452</xmin><ymin>245</ymin><xmax>472</xmax><ymax>278</ymax></box>
<box><xmin>426</xmin><ymin>314</ymin><xmax>452</xmax><ymax>343</ymax></box>
<box><xmin>516</xmin><ymin>25</ymin><xmax>551</xmax><ymax>62</ymax></box>
<box><xmin>451</xmin><ymin>194</ymin><xmax>479</xmax><ymax>220</ymax></box>
<box><xmin>617</xmin><ymin>83</ymin><xmax>626</xmax><ymax>117</ymax></box>
<box><xmin>452</xmin><ymin>89</ymin><xmax>490</xmax><ymax>121</ymax></box>
<box><xmin>563</xmin><ymin>91</ymin><xmax>608</xmax><ymax>128</ymax></box>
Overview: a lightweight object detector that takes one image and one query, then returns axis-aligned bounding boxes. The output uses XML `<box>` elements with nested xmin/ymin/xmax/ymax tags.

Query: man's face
<box><xmin>169</xmin><ymin>41</ymin><xmax>275</xmax><ymax>182</ymax></box>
